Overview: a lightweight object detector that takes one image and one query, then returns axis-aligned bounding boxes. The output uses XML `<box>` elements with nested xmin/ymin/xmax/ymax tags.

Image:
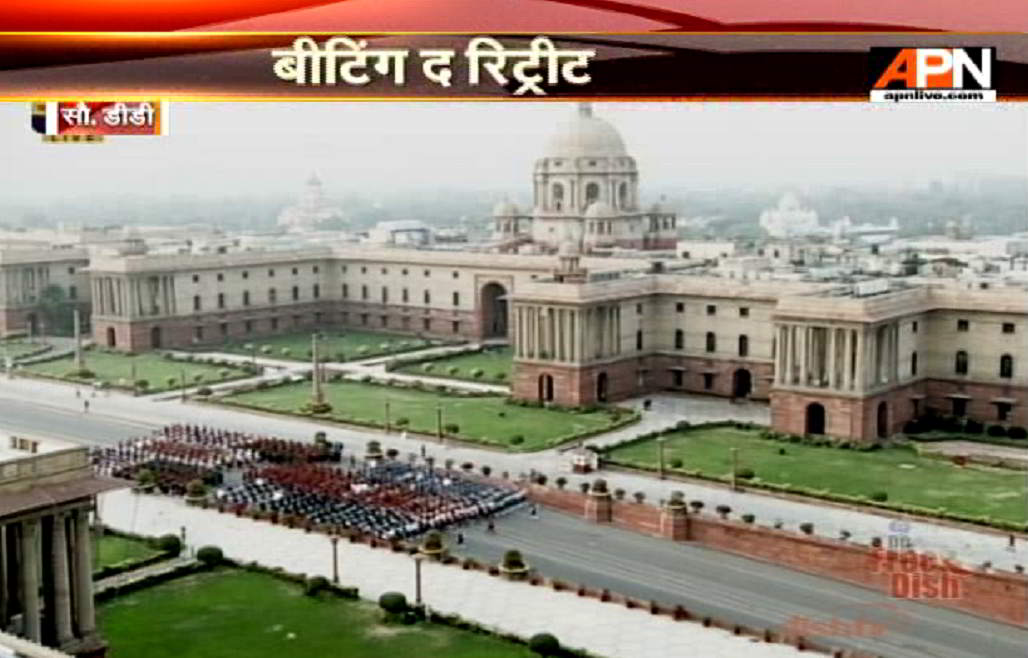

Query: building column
<box><xmin>854</xmin><ymin>329</ymin><xmax>865</xmax><ymax>391</ymax></box>
<box><xmin>798</xmin><ymin>325</ymin><xmax>809</xmax><ymax>387</ymax></box>
<box><xmin>73</xmin><ymin>510</ymin><xmax>96</xmax><ymax>638</ymax></box>
<box><xmin>51</xmin><ymin>514</ymin><xmax>74</xmax><ymax>646</ymax></box>
<box><xmin>19</xmin><ymin>518</ymin><xmax>40</xmax><ymax>643</ymax></box>
<box><xmin>843</xmin><ymin>328</ymin><xmax>853</xmax><ymax>390</ymax></box>
<box><xmin>827</xmin><ymin>327</ymin><xmax>837</xmax><ymax>389</ymax></box>
<box><xmin>783</xmin><ymin>325</ymin><xmax>793</xmax><ymax>385</ymax></box>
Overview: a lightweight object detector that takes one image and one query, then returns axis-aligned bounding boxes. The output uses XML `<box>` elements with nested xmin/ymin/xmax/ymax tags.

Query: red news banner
<box><xmin>33</xmin><ymin>101</ymin><xmax>167</xmax><ymax>136</ymax></box>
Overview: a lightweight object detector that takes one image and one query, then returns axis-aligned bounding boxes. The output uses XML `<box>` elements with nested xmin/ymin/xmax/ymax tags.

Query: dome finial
<box><xmin>578</xmin><ymin>102</ymin><xmax>593</xmax><ymax>118</ymax></box>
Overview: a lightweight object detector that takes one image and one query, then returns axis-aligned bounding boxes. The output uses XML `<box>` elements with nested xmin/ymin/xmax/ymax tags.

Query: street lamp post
<box><xmin>730</xmin><ymin>447</ymin><xmax>739</xmax><ymax>492</ymax></box>
<box><xmin>384</xmin><ymin>399</ymin><xmax>391</xmax><ymax>434</ymax></box>
<box><xmin>180</xmin><ymin>367</ymin><xmax>187</xmax><ymax>402</ymax></box>
<box><xmin>330</xmin><ymin>535</ymin><xmax>340</xmax><ymax>584</ymax></box>
<box><xmin>657</xmin><ymin>437</ymin><xmax>666</xmax><ymax>480</ymax></box>
<box><xmin>436</xmin><ymin>405</ymin><xmax>443</xmax><ymax>443</ymax></box>
<box><xmin>414</xmin><ymin>556</ymin><xmax>424</xmax><ymax>605</ymax></box>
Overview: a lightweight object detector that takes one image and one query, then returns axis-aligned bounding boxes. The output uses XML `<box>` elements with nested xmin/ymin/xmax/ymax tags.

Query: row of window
<box><xmin>953</xmin><ymin>351</ymin><xmax>1015</xmax><ymax>378</ymax></box>
<box><xmin>630</xmin><ymin>331</ymin><xmax>750</xmax><ymax>356</ymax></box>
<box><xmin>343</xmin><ymin>285</ymin><xmax>460</xmax><ymax>307</ymax></box>
<box><xmin>192</xmin><ymin>285</ymin><xmax>319</xmax><ymax>311</ymax></box>
<box><xmin>191</xmin><ymin>266</ymin><xmax>318</xmax><ymax>284</ymax></box>
<box><xmin>667</xmin><ymin>302</ymin><xmax>750</xmax><ymax>317</ymax></box>
<box><xmin>347</xmin><ymin>266</ymin><xmax>460</xmax><ymax>279</ymax></box>
<box><xmin>192</xmin><ymin>312</ymin><xmax>323</xmax><ymax>340</ymax></box>
<box><xmin>954</xmin><ymin>319</ymin><xmax>1015</xmax><ymax>334</ymax></box>
<box><xmin>191</xmin><ymin>313</ymin><xmax>461</xmax><ymax>340</ymax></box>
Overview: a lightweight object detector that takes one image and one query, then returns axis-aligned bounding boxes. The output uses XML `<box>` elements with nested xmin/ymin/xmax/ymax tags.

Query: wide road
<box><xmin>453</xmin><ymin>509</ymin><xmax>1028</xmax><ymax>658</ymax></box>
<box><xmin>2</xmin><ymin>396</ymin><xmax>1025</xmax><ymax>658</ymax></box>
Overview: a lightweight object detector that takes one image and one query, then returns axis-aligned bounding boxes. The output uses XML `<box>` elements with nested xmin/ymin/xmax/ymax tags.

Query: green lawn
<box><xmin>220</xmin><ymin>330</ymin><xmax>437</xmax><ymax>362</ymax></box>
<box><xmin>226</xmin><ymin>380</ymin><xmax>627</xmax><ymax>451</ymax></box>
<box><xmin>95</xmin><ymin>535</ymin><xmax>159</xmax><ymax>570</ymax></box>
<box><xmin>397</xmin><ymin>347</ymin><xmax>513</xmax><ymax>385</ymax></box>
<box><xmin>605</xmin><ymin>426</ymin><xmax>1028</xmax><ymax>523</ymax></box>
<box><xmin>100</xmin><ymin>569</ymin><xmax>540</xmax><ymax>658</ymax></box>
<box><xmin>0</xmin><ymin>339</ymin><xmax>51</xmax><ymax>360</ymax></box>
<box><xmin>22</xmin><ymin>350</ymin><xmax>250</xmax><ymax>393</ymax></box>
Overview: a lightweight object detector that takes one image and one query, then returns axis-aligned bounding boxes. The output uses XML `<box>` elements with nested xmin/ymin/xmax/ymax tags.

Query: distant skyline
<box><xmin>0</xmin><ymin>102</ymin><xmax>1024</xmax><ymax>204</ymax></box>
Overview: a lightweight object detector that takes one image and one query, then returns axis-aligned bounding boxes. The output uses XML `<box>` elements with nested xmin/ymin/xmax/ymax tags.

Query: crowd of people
<box><xmin>92</xmin><ymin>424</ymin><xmax>524</xmax><ymax>539</ymax></box>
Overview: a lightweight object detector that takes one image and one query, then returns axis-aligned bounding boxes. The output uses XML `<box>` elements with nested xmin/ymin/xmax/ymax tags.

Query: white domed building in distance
<box><xmin>759</xmin><ymin>192</ymin><xmax>820</xmax><ymax>239</ymax></box>
<box><xmin>277</xmin><ymin>173</ymin><xmax>347</xmax><ymax>233</ymax></box>
<box><xmin>492</xmin><ymin>103</ymin><xmax>678</xmax><ymax>253</ymax></box>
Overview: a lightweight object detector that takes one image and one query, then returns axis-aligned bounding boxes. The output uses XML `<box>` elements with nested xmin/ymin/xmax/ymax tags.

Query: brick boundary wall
<box><xmin>525</xmin><ymin>485</ymin><xmax>1028</xmax><ymax>627</ymax></box>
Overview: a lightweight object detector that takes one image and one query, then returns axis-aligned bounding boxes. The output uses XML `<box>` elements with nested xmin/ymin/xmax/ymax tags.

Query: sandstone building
<box><xmin>0</xmin><ymin>435</ymin><xmax>124</xmax><ymax>657</ymax></box>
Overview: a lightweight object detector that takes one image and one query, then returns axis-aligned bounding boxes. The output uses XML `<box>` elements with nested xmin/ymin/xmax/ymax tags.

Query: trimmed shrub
<box><xmin>443</xmin><ymin>423</ymin><xmax>460</xmax><ymax>434</ymax></box>
<box><xmin>528</xmin><ymin>632</ymin><xmax>561</xmax><ymax>656</ymax></box>
<box><xmin>741</xmin><ymin>513</ymin><xmax>755</xmax><ymax>524</ymax></box>
<box><xmin>578</xmin><ymin>482</ymin><xmax>589</xmax><ymax>494</ymax></box>
<box><xmin>195</xmin><ymin>386</ymin><xmax>213</xmax><ymax>397</ymax></box>
<box><xmin>395</xmin><ymin>417</ymin><xmax>410</xmax><ymax>427</ymax></box>
<box><xmin>471</xmin><ymin>368</ymin><xmax>485</xmax><ymax>379</ymax></box>
<box><xmin>799</xmin><ymin>522</ymin><xmax>814</xmax><ymax>535</ymax></box>
<box><xmin>987</xmin><ymin>425</ymin><xmax>1008</xmax><ymax>438</ymax></box>
<box><xmin>304</xmin><ymin>576</ymin><xmax>329</xmax><ymax>596</ymax></box>
<box><xmin>196</xmin><ymin>545</ymin><xmax>223</xmax><ymax>565</ymax></box>
<box><xmin>689</xmin><ymin>500</ymin><xmax>704</xmax><ymax>513</ymax></box>
<box><xmin>155</xmin><ymin>534</ymin><xmax>182</xmax><ymax>556</ymax></box>
<box><xmin>964</xmin><ymin>419</ymin><xmax>984</xmax><ymax>434</ymax></box>
<box><xmin>736</xmin><ymin>468</ymin><xmax>756</xmax><ymax>480</ymax></box>
<box><xmin>185</xmin><ymin>479</ymin><xmax>206</xmax><ymax>497</ymax></box>
<box><xmin>555</xmin><ymin>476</ymin><xmax>568</xmax><ymax>490</ymax></box>
<box><xmin>613</xmin><ymin>488</ymin><xmax>626</xmax><ymax>501</ymax></box>
<box><xmin>715</xmin><ymin>504</ymin><xmax>731</xmax><ymax>519</ymax></box>
<box><xmin>591</xmin><ymin>478</ymin><xmax>609</xmax><ymax>494</ymax></box>
<box><xmin>633</xmin><ymin>491</ymin><xmax>646</xmax><ymax>504</ymax></box>
<box><xmin>510</xmin><ymin>435</ymin><xmax>525</xmax><ymax>446</ymax></box>
<box><xmin>378</xmin><ymin>591</ymin><xmax>408</xmax><ymax>615</ymax></box>
<box><xmin>502</xmin><ymin>550</ymin><xmax>526</xmax><ymax>570</ymax></box>
<box><xmin>870</xmin><ymin>491</ymin><xmax>889</xmax><ymax>502</ymax></box>
<box><xmin>669</xmin><ymin>458</ymin><xmax>683</xmax><ymax>469</ymax></box>
<box><xmin>1009</xmin><ymin>426</ymin><xmax>1027</xmax><ymax>440</ymax></box>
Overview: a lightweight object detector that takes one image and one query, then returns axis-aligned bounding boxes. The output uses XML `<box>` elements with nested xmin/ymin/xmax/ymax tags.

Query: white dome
<box><xmin>544</xmin><ymin>104</ymin><xmax>627</xmax><ymax>159</ymax></box>
<box><xmin>585</xmin><ymin>201</ymin><xmax>616</xmax><ymax>219</ymax></box>
<box><xmin>492</xmin><ymin>199</ymin><xmax>519</xmax><ymax>217</ymax></box>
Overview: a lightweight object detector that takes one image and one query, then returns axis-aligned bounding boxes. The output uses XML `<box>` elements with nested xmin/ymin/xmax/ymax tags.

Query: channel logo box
<box><xmin>869</xmin><ymin>48</ymin><xmax>995</xmax><ymax>102</ymax></box>
<box><xmin>31</xmin><ymin>101</ymin><xmax>168</xmax><ymax>135</ymax></box>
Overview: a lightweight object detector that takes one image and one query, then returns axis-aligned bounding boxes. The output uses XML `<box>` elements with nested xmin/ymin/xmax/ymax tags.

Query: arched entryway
<box><xmin>805</xmin><ymin>402</ymin><xmax>826</xmax><ymax>435</ymax></box>
<box><xmin>732</xmin><ymin>368</ymin><xmax>752</xmax><ymax>399</ymax></box>
<box><xmin>150</xmin><ymin>326</ymin><xmax>162</xmax><ymax>349</ymax></box>
<box><xmin>596</xmin><ymin>372</ymin><xmax>609</xmax><ymax>403</ymax></box>
<box><xmin>876</xmin><ymin>402</ymin><xmax>889</xmax><ymax>439</ymax></box>
<box><xmin>538</xmin><ymin>374</ymin><xmax>554</xmax><ymax>402</ymax></box>
<box><xmin>479</xmin><ymin>283</ymin><xmax>508</xmax><ymax>339</ymax></box>
<box><xmin>106</xmin><ymin>327</ymin><xmax>116</xmax><ymax>348</ymax></box>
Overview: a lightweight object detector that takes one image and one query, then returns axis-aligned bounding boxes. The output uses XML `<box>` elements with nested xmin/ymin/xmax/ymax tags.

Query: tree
<box><xmin>36</xmin><ymin>285</ymin><xmax>77</xmax><ymax>336</ymax></box>
<box><xmin>196</xmin><ymin>545</ymin><xmax>224</xmax><ymax>565</ymax></box>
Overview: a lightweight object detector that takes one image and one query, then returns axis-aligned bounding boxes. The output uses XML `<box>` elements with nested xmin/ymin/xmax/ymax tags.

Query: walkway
<box><xmin>94</xmin><ymin>556</ymin><xmax>198</xmax><ymax>595</ymax></box>
<box><xmin>97</xmin><ymin>489</ymin><xmax>801</xmax><ymax>658</ymax></box>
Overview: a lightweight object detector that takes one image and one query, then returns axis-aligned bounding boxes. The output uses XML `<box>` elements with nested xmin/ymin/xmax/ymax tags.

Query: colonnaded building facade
<box><xmin>511</xmin><ymin>253</ymin><xmax>1027</xmax><ymax>441</ymax></box>
<box><xmin>1</xmin><ymin>436</ymin><xmax>123</xmax><ymax>657</ymax></box>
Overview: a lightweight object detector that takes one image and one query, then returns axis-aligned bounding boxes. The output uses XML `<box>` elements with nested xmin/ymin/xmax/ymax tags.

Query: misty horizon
<box><xmin>0</xmin><ymin>102</ymin><xmax>1025</xmax><ymax>209</ymax></box>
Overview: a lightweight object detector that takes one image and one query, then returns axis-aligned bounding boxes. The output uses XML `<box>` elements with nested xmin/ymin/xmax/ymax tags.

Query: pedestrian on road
<box><xmin>1009</xmin><ymin>534</ymin><xmax>1016</xmax><ymax>551</ymax></box>
<box><xmin>83</xmin><ymin>399</ymin><xmax>90</xmax><ymax>413</ymax></box>
<box><xmin>420</xmin><ymin>444</ymin><xmax>426</xmax><ymax>458</ymax></box>
<box><xmin>487</xmin><ymin>520</ymin><xmax>495</xmax><ymax>533</ymax></box>
<box><xmin>401</xmin><ymin>430</ymin><xmax>408</xmax><ymax>440</ymax></box>
<box><xmin>530</xmin><ymin>504</ymin><xmax>538</xmax><ymax>518</ymax></box>
<box><xmin>75</xmin><ymin>389</ymin><xmax>81</xmax><ymax>398</ymax></box>
<box><xmin>457</xmin><ymin>532</ymin><xmax>464</xmax><ymax>545</ymax></box>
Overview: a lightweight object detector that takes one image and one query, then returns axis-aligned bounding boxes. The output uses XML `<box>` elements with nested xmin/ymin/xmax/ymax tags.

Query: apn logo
<box><xmin>870</xmin><ymin>47</ymin><xmax>996</xmax><ymax>102</ymax></box>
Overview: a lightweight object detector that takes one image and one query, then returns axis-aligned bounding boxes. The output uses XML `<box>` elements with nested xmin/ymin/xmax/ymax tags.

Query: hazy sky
<box><xmin>0</xmin><ymin>101</ymin><xmax>1024</xmax><ymax>202</ymax></box>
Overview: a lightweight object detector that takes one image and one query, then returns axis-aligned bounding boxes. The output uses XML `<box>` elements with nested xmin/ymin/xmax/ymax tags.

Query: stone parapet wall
<box><xmin>525</xmin><ymin>485</ymin><xmax>1028</xmax><ymax>627</ymax></box>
